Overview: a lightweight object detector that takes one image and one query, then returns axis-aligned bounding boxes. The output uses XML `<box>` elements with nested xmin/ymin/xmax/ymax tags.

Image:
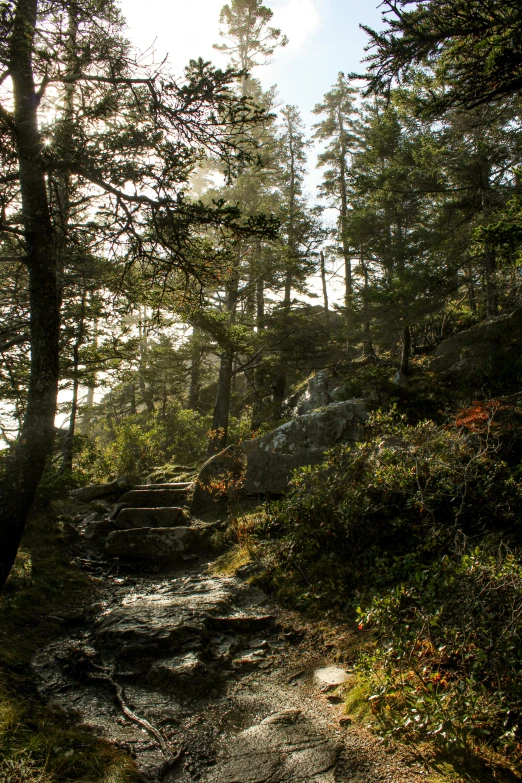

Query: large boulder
<box><xmin>113</xmin><ymin>507</ymin><xmax>186</xmax><ymax>529</ymax></box>
<box><xmin>119</xmin><ymin>488</ymin><xmax>189</xmax><ymax>508</ymax></box>
<box><xmin>242</xmin><ymin>399</ymin><xmax>367</xmax><ymax>495</ymax></box>
<box><xmin>431</xmin><ymin>308</ymin><xmax>522</xmax><ymax>376</ymax></box>
<box><xmin>284</xmin><ymin>370</ymin><xmax>336</xmax><ymax>416</ymax></box>
<box><xmin>70</xmin><ymin>481</ymin><xmax>119</xmax><ymax>502</ymax></box>
<box><xmin>191</xmin><ymin>399</ymin><xmax>367</xmax><ymax>511</ymax></box>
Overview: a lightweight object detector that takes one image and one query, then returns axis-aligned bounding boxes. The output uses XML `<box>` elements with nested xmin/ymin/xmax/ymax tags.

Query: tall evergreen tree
<box><xmin>0</xmin><ymin>0</ymin><xmax>275</xmax><ymax>590</ymax></box>
<box><xmin>313</xmin><ymin>73</ymin><xmax>359</xmax><ymax>309</ymax></box>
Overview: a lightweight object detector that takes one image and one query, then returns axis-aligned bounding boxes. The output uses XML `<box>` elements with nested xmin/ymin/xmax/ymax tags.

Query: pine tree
<box><xmin>0</xmin><ymin>0</ymin><xmax>276</xmax><ymax>590</ymax></box>
<box><xmin>313</xmin><ymin>73</ymin><xmax>359</xmax><ymax>309</ymax></box>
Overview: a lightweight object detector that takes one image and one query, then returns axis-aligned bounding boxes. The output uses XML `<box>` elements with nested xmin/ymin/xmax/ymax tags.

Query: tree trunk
<box><xmin>400</xmin><ymin>326</ymin><xmax>411</xmax><ymax>376</ymax></box>
<box><xmin>0</xmin><ymin>0</ymin><xmax>60</xmax><ymax>591</ymax></box>
<box><xmin>251</xmin><ymin>276</ymin><xmax>266</xmax><ymax>431</ymax></box>
<box><xmin>129</xmin><ymin>383</ymin><xmax>137</xmax><ymax>415</ymax></box>
<box><xmin>467</xmin><ymin>263</ymin><xmax>477</xmax><ymax>313</ymax></box>
<box><xmin>338</xmin><ymin>124</ymin><xmax>352</xmax><ymax>311</ymax></box>
<box><xmin>484</xmin><ymin>242</ymin><xmax>498</xmax><ymax>317</ymax></box>
<box><xmin>207</xmin><ymin>271</ymin><xmax>239</xmax><ymax>456</ymax></box>
<box><xmin>138</xmin><ymin>309</ymin><xmax>155</xmax><ymax>413</ymax></box>
<box><xmin>188</xmin><ymin>327</ymin><xmax>203</xmax><ymax>411</ymax></box>
<box><xmin>59</xmin><ymin>288</ymin><xmax>87</xmax><ymax>474</ymax></box>
<box><xmin>319</xmin><ymin>250</ymin><xmax>329</xmax><ymax>322</ymax></box>
<box><xmin>78</xmin><ymin>313</ymin><xmax>97</xmax><ymax>434</ymax></box>
<box><xmin>360</xmin><ymin>250</ymin><xmax>373</xmax><ymax>356</ymax></box>
<box><xmin>208</xmin><ymin>353</ymin><xmax>234</xmax><ymax>455</ymax></box>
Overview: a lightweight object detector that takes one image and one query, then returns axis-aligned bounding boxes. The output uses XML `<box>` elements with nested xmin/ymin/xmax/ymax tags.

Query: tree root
<box><xmin>90</xmin><ymin>667</ymin><xmax>183</xmax><ymax>769</ymax></box>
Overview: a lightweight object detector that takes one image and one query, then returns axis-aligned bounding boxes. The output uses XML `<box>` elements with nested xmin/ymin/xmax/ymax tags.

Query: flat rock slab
<box><xmin>203</xmin><ymin>709</ymin><xmax>339</xmax><ymax>782</ymax></box>
<box><xmin>313</xmin><ymin>667</ymin><xmax>350</xmax><ymax>689</ymax></box>
<box><xmin>113</xmin><ymin>507</ymin><xmax>186</xmax><ymax>529</ymax></box>
<box><xmin>119</xmin><ymin>489</ymin><xmax>189</xmax><ymax>508</ymax></box>
<box><xmin>71</xmin><ymin>481</ymin><xmax>118</xmax><ymax>502</ymax></box>
<box><xmin>91</xmin><ymin>577</ymin><xmax>253</xmax><ymax>661</ymax></box>
<box><xmin>105</xmin><ymin>525</ymin><xmax>200</xmax><ymax>561</ymax></box>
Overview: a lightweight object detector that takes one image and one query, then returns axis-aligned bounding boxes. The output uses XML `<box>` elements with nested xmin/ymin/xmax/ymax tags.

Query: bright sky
<box><xmin>120</xmin><ymin>0</ymin><xmax>384</xmax><ymax>124</ymax></box>
<box><xmin>52</xmin><ymin>2</ymin><xmax>387</xmax><ymax>427</ymax></box>
<box><xmin>118</xmin><ymin>0</ymin><xmax>386</xmax><ymax>303</ymax></box>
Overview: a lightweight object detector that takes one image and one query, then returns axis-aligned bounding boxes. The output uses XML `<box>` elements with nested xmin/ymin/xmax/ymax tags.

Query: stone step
<box><xmin>119</xmin><ymin>488</ymin><xmax>190</xmax><ymax>508</ymax></box>
<box><xmin>105</xmin><ymin>525</ymin><xmax>205</xmax><ymax>561</ymax></box>
<box><xmin>113</xmin><ymin>507</ymin><xmax>187</xmax><ymax>530</ymax></box>
<box><xmin>205</xmin><ymin>614</ymin><xmax>275</xmax><ymax>633</ymax></box>
<box><xmin>134</xmin><ymin>482</ymin><xmax>192</xmax><ymax>491</ymax></box>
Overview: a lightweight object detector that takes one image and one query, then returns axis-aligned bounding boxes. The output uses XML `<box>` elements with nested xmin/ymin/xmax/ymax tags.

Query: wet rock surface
<box><xmin>104</xmin><ymin>526</ymin><xmax>209</xmax><ymax>561</ymax></box>
<box><xmin>37</xmin><ymin>492</ymin><xmax>426</xmax><ymax>782</ymax></box>
<box><xmin>119</xmin><ymin>489</ymin><xmax>191</xmax><ymax>508</ymax></box>
<box><xmin>33</xmin><ymin>560</ymin><xmax>427</xmax><ymax>783</ymax></box>
<box><xmin>113</xmin><ymin>507</ymin><xmax>187</xmax><ymax>530</ymax></box>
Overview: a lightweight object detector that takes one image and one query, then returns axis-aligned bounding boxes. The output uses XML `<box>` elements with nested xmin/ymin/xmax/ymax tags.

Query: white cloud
<box><xmin>120</xmin><ymin>0</ymin><xmax>322</xmax><ymax>78</ymax></box>
<box><xmin>271</xmin><ymin>0</ymin><xmax>321</xmax><ymax>55</ymax></box>
<box><xmin>121</xmin><ymin>0</ymin><xmax>227</xmax><ymax>74</ymax></box>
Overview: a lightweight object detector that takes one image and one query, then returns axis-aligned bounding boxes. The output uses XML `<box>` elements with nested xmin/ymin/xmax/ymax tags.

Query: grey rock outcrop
<box><xmin>431</xmin><ymin>308</ymin><xmax>522</xmax><ymax>376</ymax></box>
<box><xmin>192</xmin><ymin>399</ymin><xmax>367</xmax><ymax>510</ymax></box>
<box><xmin>119</xmin><ymin>488</ymin><xmax>190</xmax><ymax>508</ymax></box>
<box><xmin>242</xmin><ymin>399</ymin><xmax>366</xmax><ymax>495</ymax></box>
<box><xmin>285</xmin><ymin>371</ymin><xmax>337</xmax><ymax>416</ymax></box>
<box><xmin>71</xmin><ymin>481</ymin><xmax>119</xmax><ymax>502</ymax></box>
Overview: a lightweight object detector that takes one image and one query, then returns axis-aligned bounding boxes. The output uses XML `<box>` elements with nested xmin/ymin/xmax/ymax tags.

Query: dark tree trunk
<box><xmin>360</xmin><ymin>251</ymin><xmax>373</xmax><ymax>356</ymax></box>
<box><xmin>400</xmin><ymin>325</ymin><xmax>411</xmax><ymax>376</ymax></box>
<box><xmin>188</xmin><ymin>328</ymin><xmax>202</xmax><ymax>411</ymax></box>
<box><xmin>0</xmin><ymin>0</ymin><xmax>60</xmax><ymax>591</ymax></box>
<box><xmin>129</xmin><ymin>383</ymin><xmax>137</xmax><ymax>415</ymax></box>
<box><xmin>138</xmin><ymin>310</ymin><xmax>155</xmax><ymax>413</ymax></box>
<box><xmin>59</xmin><ymin>288</ymin><xmax>86</xmax><ymax>474</ymax></box>
<box><xmin>338</xmin><ymin>127</ymin><xmax>352</xmax><ymax>311</ymax></box>
<box><xmin>484</xmin><ymin>242</ymin><xmax>498</xmax><ymax>317</ymax></box>
<box><xmin>467</xmin><ymin>263</ymin><xmax>477</xmax><ymax>313</ymax></box>
<box><xmin>207</xmin><ymin>353</ymin><xmax>234</xmax><ymax>455</ymax></box>
<box><xmin>319</xmin><ymin>250</ymin><xmax>329</xmax><ymax>322</ymax></box>
<box><xmin>207</xmin><ymin>271</ymin><xmax>239</xmax><ymax>456</ymax></box>
<box><xmin>78</xmin><ymin>315</ymin><xmax>97</xmax><ymax>434</ymax></box>
<box><xmin>251</xmin><ymin>276</ymin><xmax>266</xmax><ymax>432</ymax></box>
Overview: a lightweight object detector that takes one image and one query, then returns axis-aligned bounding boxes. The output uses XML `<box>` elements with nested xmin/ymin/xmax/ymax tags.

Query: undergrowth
<box><xmin>251</xmin><ymin>404</ymin><xmax>522</xmax><ymax>772</ymax></box>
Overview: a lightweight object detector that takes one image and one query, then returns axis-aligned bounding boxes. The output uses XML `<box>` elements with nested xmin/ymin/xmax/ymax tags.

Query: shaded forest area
<box><xmin>4</xmin><ymin>0</ymin><xmax>522</xmax><ymax>779</ymax></box>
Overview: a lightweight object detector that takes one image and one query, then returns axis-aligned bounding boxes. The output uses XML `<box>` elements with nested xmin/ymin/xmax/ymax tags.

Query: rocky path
<box><xmin>34</xmin><ymin>487</ymin><xmax>429</xmax><ymax>783</ymax></box>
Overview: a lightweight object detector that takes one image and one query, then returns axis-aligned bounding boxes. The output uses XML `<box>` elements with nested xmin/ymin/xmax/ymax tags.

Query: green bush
<box><xmin>358</xmin><ymin>545</ymin><xmax>522</xmax><ymax>753</ymax></box>
<box><xmin>76</xmin><ymin>405</ymin><xmax>213</xmax><ymax>481</ymax></box>
<box><xmin>261</xmin><ymin>410</ymin><xmax>522</xmax><ymax>609</ymax></box>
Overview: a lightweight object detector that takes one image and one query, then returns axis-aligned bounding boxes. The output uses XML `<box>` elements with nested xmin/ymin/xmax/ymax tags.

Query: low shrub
<box><xmin>76</xmin><ymin>403</ymin><xmax>260</xmax><ymax>483</ymax></box>
<box><xmin>258</xmin><ymin>407</ymin><xmax>522</xmax><ymax>761</ymax></box>
<box><xmin>76</xmin><ymin>405</ymin><xmax>213</xmax><ymax>481</ymax></box>
<box><xmin>261</xmin><ymin>410</ymin><xmax>522</xmax><ymax>610</ymax></box>
<box><xmin>358</xmin><ymin>544</ymin><xmax>522</xmax><ymax>754</ymax></box>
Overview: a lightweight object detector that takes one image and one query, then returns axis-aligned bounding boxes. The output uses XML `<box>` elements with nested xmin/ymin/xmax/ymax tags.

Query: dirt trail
<box><xmin>33</xmin><ymin>549</ymin><xmax>428</xmax><ymax>783</ymax></box>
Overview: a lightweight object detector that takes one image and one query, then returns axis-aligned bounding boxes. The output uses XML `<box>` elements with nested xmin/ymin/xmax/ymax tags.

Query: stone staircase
<box><xmin>83</xmin><ymin>481</ymin><xmax>213</xmax><ymax>564</ymax></box>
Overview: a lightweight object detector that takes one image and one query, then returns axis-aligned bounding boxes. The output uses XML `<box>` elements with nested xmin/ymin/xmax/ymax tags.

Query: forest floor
<box><xmin>30</xmin><ymin>555</ymin><xmax>433</xmax><ymax>783</ymax></box>
<box><xmin>1</xmin><ymin>500</ymin><xmax>519</xmax><ymax>783</ymax></box>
